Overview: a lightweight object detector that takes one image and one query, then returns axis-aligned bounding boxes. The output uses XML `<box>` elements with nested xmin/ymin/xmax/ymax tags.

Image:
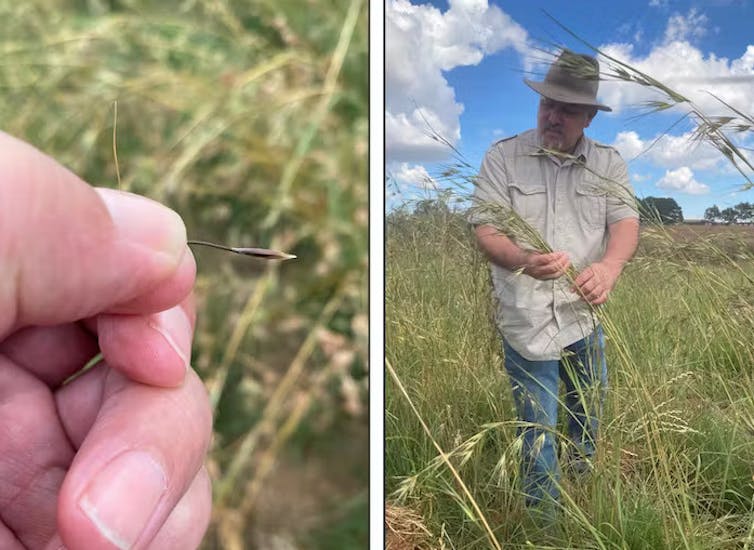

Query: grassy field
<box><xmin>0</xmin><ymin>1</ymin><xmax>367</xmax><ymax>548</ymax></box>
<box><xmin>386</xmin><ymin>209</ymin><xmax>754</xmax><ymax>549</ymax></box>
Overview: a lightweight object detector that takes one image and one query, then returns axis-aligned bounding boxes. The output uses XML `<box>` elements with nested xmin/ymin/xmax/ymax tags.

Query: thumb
<box><xmin>0</xmin><ymin>132</ymin><xmax>190</xmax><ymax>337</ymax></box>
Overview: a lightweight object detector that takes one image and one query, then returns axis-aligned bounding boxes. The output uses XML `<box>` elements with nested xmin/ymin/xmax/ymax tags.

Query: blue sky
<box><xmin>386</xmin><ymin>0</ymin><xmax>754</xmax><ymax>219</ymax></box>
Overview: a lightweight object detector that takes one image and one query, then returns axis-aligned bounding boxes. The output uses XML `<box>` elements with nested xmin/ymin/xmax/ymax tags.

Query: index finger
<box><xmin>573</xmin><ymin>267</ymin><xmax>595</xmax><ymax>287</ymax></box>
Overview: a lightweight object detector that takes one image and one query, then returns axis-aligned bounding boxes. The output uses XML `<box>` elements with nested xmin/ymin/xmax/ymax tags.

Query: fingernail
<box><xmin>148</xmin><ymin>306</ymin><xmax>193</xmax><ymax>369</ymax></box>
<box><xmin>79</xmin><ymin>451</ymin><xmax>167</xmax><ymax>550</ymax></box>
<box><xmin>96</xmin><ymin>188</ymin><xmax>186</xmax><ymax>264</ymax></box>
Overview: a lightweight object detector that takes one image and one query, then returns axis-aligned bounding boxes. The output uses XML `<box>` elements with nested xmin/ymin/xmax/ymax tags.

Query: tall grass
<box><xmin>386</xmin><ymin>208</ymin><xmax>754</xmax><ymax>548</ymax></box>
<box><xmin>0</xmin><ymin>1</ymin><xmax>367</xmax><ymax>548</ymax></box>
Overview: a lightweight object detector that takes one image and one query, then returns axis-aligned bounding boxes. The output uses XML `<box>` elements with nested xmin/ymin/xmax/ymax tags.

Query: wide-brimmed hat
<box><xmin>524</xmin><ymin>49</ymin><xmax>612</xmax><ymax>112</ymax></box>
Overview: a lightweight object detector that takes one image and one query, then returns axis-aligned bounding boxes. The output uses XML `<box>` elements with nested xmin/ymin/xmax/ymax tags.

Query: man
<box><xmin>471</xmin><ymin>49</ymin><xmax>639</xmax><ymax>515</ymax></box>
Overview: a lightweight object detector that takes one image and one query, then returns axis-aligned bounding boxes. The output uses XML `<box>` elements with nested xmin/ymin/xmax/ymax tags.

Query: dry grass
<box><xmin>637</xmin><ymin>223</ymin><xmax>754</xmax><ymax>267</ymax></box>
<box><xmin>655</xmin><ymin>224</ymin><xmax>754</xmax><ymax>248</ymax></box>
<box><xmin>387</xmin><ymin>209</ymin><xmax>754</xmax><ymax>548</ymax></box>
<box><xmin>385</xmin><ymin>503</ymin><xmax>436</xmax><ymax>550</ymax></box>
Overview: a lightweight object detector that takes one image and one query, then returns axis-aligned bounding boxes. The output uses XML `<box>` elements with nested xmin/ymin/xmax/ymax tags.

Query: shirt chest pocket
<box><xmin>575</xmin><ymin>177</ymin><xmax>608</xmax><ymax>230</ymax></box>
<box><xmin>508</xmin><ymin>181</ymin><xmax>547</xmax><ymax>228</ymax></box>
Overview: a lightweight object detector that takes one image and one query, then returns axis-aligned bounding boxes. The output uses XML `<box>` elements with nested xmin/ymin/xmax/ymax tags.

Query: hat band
<box><xmin>525</xmin><ymin>79</ymin><xmax>612</xmax><ymax>112</ymax></box>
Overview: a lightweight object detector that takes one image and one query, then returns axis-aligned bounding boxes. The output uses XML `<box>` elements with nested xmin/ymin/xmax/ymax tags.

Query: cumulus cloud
<box><xmin>386</xmin><ymin>162</ymin><xmax>441</xmax><ymax>208</ymax></box>
<box><xmin>657</xmin><ymin>166</ymin><xmax>710</xmax><ymax>194</ymax></box>
<box><xmin>389</xmin><ymin>162</ymin><xmax>437</xmax><ymax>190</ymax></box>
<box><xmin>597</xmin><ymin>9</ymin><xmax>754</xmax><ymax>117</ymax></box>
<box><xmin>613</xmin><ymin>131</ymin><xmax>646</xmax><ymax>160</ymax></box>
<box><xmin>612</xmin><ymin>130</ymin><xmax>733</xmax><ymax>171</ymax></box>
<box><xmin>386</xmin><ymin>0</ymin><xmax>529</xmax><ymax>163</ymax></box>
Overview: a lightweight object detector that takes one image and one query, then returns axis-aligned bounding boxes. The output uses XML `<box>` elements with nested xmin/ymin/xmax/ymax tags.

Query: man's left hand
<box><xmin>572</xmin><ymin>262</ymin><xmax>622</xmax><ymax>305</ymax></box>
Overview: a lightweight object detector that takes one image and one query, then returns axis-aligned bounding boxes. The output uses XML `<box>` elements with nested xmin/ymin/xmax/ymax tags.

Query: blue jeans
<box><xmin>503</xmin><ymin>327</ymin><xmax>607</xmax><ymax>509</ymax></box>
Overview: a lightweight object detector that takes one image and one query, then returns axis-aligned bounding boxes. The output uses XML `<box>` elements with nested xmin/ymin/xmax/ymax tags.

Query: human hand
<box><xmin>521</xmin><ymin>251</ymin><xmax>571</xmax><ymax>280</ymax></box>
<box><xmin>0</xmin><ymin>132</ymin><xmax>212</xmax><ymax>549</ymax></box>
<box><xmin>572</xmin><ymin>261</ymin><xmax>622</xmax><ymax>305</ymax></box>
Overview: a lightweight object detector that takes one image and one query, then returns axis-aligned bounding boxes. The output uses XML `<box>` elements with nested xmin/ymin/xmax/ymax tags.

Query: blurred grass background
<box><xmin>0</xmin><ymin>1</ymin><xmax>368</xmax><ymax>548</ymax></box>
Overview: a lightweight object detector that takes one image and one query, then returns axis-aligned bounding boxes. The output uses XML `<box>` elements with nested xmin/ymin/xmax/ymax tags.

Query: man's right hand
<box><xmin>521</xmin><ymin>251</ymin><xmax>571</xmax><ymax>280</ymax></box>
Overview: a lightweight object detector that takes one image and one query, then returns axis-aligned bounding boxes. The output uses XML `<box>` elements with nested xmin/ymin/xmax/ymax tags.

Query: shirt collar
<box><xmin>571</xmin><ymin>135</ymin><xmax>588</xmax><ymax>162</ymax></box>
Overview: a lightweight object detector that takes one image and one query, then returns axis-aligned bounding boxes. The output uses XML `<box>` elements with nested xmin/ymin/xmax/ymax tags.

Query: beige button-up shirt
<box><xmin>472</xmin><ymin>129</ymin><xmax>638</xmax><ymax>360</ymax></box>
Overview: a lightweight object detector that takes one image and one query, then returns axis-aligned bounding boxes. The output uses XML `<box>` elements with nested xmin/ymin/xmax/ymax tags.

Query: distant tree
<box><xmin>638</xmin><ymin>196</ymin><xmax>684</xmax><ymax>224</ymax></box>
<box><xmin>704</xmin><ymin>204</ymin><xmax>721</xmax><ymax>223</ymax></box>
<box><xmin>734</xmin><ymin>201</ymin><xmax>753</xmax><ymax>222</ymax></box>
<box><xmin>721</xmin><ymin>207</ymin><xmax>738</xmax><ymax>224</ymax></box>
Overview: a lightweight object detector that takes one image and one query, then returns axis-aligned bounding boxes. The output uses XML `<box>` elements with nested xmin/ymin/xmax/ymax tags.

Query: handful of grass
<box><xmin>468</xmin><ymin>199</ymin><xmax>553</xmax><ymax>256</ymax></box>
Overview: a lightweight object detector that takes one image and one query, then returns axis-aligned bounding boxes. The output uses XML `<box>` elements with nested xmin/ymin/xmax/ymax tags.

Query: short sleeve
<box><xmin>604</xmin><ymin>154</ymin><xmax>639</xmax><ymax>225</ymax></box>
<box><xmin>468</xmin><ymin>144</ymin><xmax>512</xmax><ymax>226</ymax></box>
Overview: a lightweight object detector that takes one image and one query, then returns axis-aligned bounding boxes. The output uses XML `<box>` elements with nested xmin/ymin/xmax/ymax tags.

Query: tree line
<box><xmin>703</xmin><ymin>202</ymin><xmax>754</xmax><ymax>224</ymax></box>
<box><xmin>601</xmin><ymin>197</ymin><xmax>753</xmax><ymax>225</ymax></box>
<box><xmin>390</xmin><ymin>196</ymin><xmax>753</xmax><ymax>226</ymax></box>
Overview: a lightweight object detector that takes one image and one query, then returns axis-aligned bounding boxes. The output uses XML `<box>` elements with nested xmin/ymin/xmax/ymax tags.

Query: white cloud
<box><xmin>597</xmin><ymin>10</ymin><xmax>754</xmax><ymax>118</ymax></box>
<box><xmin>645</xmin><ymin>132</ymin><xmax>721</xmax><ymax>170</ymax></box>
<box><xmin>390</xmin><ymin>162</ymin><xmax>437</xmax><ymax>190</ymax></box>
<box><xmin>386</xmin><ymin>0</ymin><xmax>529</xmax><ymax>163</ymax></box>
<box><xmin>385</xmin><ymin>109</ymin><xmax>461</xmax><ymax>163</ymax></box>
<box><xmin>386</xmin><ymin>162</ymin><xmax>441</xmax><ymax>207</ymax></box>
<box><xmin>613</xmin><ymin>131</ymin><xmax>646</xmax><ymax>160</ymax></box>
<box><xmin>612</xmin><ymin>130</ymin><xmax>724</xmax><ymax>170</ymax></box>
<box><xmin>649</xmin><ymin>0</ymin><xmax>669</xmax><ymax>7</ymax></box>
<box><xmin>656</xmin><ymin>166</ymin><xmax>710</xmax><ymax>194</ymax></box>
<box><xmin>664</xmin><ymin>8</ymin><xmax>708</xmax><ymax>43</ymax></box>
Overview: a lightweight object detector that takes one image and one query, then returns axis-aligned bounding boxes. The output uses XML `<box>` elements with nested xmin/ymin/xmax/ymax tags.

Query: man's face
<box><xmin>536</xmin><ymin>97</ymin><xmax>596</xmax><ymax>153</ymax></box>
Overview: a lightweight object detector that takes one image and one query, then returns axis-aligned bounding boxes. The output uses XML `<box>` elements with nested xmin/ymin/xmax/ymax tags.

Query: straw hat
<box><xmin>524</xmin><ymin>49</ymin><xmax>612</xmax><ymax>112</ymax></box>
